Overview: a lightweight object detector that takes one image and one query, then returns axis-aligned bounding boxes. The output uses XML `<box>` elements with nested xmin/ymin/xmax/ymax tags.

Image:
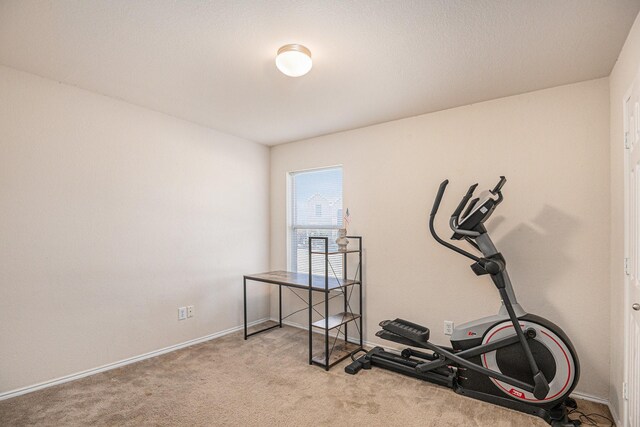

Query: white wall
<box><xmin>609</xmin><ymin>12</ymin><xmax>640</xmax><ymax>423</ymax></box>
<box><xmin>0</xmin><ymin>66</ymin><xmax>270</xmax><ymax>394</ymax></box>
<box><xmin>270</xmin><ymin>78</ymin><xmax>610</xmax><ymax>398</ymax></box>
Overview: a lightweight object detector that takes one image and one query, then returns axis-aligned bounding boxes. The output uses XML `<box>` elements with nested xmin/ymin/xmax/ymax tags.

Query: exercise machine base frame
<box><xmin>346</xmin><ymin>346</ymin><xmax>580</xmax><ymax>427</ymax></box>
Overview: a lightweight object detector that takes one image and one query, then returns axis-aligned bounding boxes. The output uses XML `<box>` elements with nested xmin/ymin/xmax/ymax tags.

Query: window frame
<box><xmin>286</xmin><ymin>165</ymin><xmax>343</xmax><ymax>273</ymax></box>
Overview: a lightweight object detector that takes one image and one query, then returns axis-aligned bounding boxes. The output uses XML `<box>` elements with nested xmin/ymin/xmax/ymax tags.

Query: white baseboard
<box><xmin>0</xmin><ymin>317</ymin><xmax>270</xmax><ymax>401</ymax></box>
<box><xmin>570</xmin><ymin>391</ymin><xmax>609</xmax><ymax>406</ymax></box>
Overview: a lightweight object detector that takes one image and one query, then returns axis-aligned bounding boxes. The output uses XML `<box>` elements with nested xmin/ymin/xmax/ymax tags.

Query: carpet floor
<box><xmin>0</xmin><ymin>323</ymin><xmax>614</xmax><ymax>426</ymax></box>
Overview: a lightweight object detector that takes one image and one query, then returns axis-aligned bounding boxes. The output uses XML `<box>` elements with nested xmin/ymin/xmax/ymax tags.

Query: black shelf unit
<box><xmin>308</xmin><ymin>236</ymin><xmax>363</xmax><ymax>370</ymax></box>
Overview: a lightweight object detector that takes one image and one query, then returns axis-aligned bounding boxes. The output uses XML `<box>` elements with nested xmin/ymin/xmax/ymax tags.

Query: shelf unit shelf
<box><xmin>310</xmin><ymin>248</ymin><xmax>362</xmax><ymax>255</ymax></box>
<box><xmin>311</xmin><ymin>312</ymin><xmax>361</xmax><ymax>330</ymax></box>
<box><xmin>311</xmin><ymin>341</ymin><xmax>362</xmax><ymax>367</ymax></box>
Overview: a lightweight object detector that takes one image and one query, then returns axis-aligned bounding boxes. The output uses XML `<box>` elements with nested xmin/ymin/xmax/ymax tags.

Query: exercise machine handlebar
<box><xmin>451</xmin><ymin>183</ymin><xmax>478</xmax><ymax>219</ymax></box>
<box><xmin>429</xmin><ymin>180</ymin><xmax>481</xmax><ymax>262</ymax></box>
<box><xmin>430</xmin><ymin>179</ymin><xmax>449</xmax><ymax>217</ymax></box>
<box><xmin>491</xmin><ymin>176</ymin><xmax>507</xmax><ymax>195</ymax></box>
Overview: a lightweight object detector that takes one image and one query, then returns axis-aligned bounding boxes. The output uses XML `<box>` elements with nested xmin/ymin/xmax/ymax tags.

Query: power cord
<box><xmin>568</xmin><ymin>408</ymin><xmax>615</xmax><ymax>426</ymax></box>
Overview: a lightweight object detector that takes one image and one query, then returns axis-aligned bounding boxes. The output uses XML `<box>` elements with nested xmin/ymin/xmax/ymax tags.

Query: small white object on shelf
<box><xmin>336</xmin><ymin>228</ymin><xmax>349</xmax><ymax>251</ymax></box>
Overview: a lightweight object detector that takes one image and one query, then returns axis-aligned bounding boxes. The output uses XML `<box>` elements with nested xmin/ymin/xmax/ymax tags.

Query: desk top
<box><xmin>244</xmin><ymin>270</ymin><xmax>360</xmax><ymax>291</ymax></box>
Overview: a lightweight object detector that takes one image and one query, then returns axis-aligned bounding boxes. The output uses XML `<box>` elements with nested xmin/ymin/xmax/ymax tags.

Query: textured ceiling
<box><xmin>1</xmin><ymin>1</ymin><xmax>639</xmax><ymax>145</ymax></box>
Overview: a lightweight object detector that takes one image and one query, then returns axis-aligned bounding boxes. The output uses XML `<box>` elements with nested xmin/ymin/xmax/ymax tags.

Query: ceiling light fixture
<box><xmin>275</xmin><ymin>44</ymin><xmax>312</xmax><ymax>77</ymax></box>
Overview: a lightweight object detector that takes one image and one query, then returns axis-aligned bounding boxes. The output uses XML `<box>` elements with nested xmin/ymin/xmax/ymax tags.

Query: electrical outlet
<box><xmin>444</xmin><ymin>320</ymin><xmax>454</xmax><ymax>336</ymax></box>
<box><xmin>178</xmin><ymin>307</ymin><xmax>187</xmax><ymax>320</ymax></box>
<box><xmin>187</xmin><ymin>305</ymin><xmax>194</xmax><ymax>318</ymax></box>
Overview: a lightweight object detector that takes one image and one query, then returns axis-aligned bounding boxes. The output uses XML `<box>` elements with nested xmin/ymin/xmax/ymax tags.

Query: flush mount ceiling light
<box><xmin>275</xmin><ymin>44</ymin><xmax>312</xmax><ymax>77</ymax></box>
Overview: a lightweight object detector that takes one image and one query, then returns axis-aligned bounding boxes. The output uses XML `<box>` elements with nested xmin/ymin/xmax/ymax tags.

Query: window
<box><xmin>288</xmin><ymin>166</ymin><xmax>343</xmax><ymax>275</ymax></box>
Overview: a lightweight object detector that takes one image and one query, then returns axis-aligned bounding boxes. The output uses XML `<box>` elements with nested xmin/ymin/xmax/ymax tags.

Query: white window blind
<box><xmin>289</xmin><ymin>167</ymin><xmax>343</xmax><ymax>276</ymax></box>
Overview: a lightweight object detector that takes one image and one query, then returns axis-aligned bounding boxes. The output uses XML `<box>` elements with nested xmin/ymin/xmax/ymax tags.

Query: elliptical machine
<box><xmin>346</xmin><ymin>177</ymin><xmax>581</xmax><ymax>426</ymax></box>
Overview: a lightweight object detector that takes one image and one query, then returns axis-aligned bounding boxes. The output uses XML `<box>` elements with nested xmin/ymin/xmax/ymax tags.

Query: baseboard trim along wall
<box><xmin>569</xmin><ymin>391</ymin><xmax>611</xmax><ymax>406</ymax></box>
<box><xmin>0</xmin><ymin>318</ymin><xmax>270</xmax><ymax>401</ymax></box>
<box><xmin>558</xmin><ymin>390</ymin><xmax>619</xmax><ymax>426</ymax></box>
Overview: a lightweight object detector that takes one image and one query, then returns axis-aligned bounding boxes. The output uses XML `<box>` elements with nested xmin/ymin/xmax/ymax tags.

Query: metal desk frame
<box><xmin>243</xmin><ymin>236</ymin><xmax>363</xmax><ymax>370</ymax></box>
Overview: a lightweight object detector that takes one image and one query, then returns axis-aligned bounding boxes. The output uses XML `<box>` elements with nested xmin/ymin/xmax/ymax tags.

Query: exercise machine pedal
<box><xmin>380</xmin><ymin>319</ymin><xmax>430</xmax><ymax>342</ymax></box>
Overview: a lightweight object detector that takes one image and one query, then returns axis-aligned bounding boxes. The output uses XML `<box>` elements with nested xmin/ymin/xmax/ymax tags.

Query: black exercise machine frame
<box><xmin>430</xmin><ymin>178</ymin><xmax>548</xmax><ymax>399</ymax></box>
<box><xmin>347</xmin><ymin>177</ymin><xmax>579</xmax><ymax>426</ymax></box>
<box><xmin>349</xmin><ymin>177</ymin><xmax>553</xmax><ymax>395</ymax></box>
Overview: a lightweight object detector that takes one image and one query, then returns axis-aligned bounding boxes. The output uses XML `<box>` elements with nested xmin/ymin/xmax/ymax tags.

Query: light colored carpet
<box><xmin>0</xmin><ymin>323</ymin><xmax>613</xmax><ymax>426</ymax></box>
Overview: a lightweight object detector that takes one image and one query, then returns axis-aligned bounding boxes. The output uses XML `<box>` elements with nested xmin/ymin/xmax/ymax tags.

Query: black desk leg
<box><xmin>344</xmin><ymin>251</ymin><xmax>348</xmax><ymax>343</ymax></box>
<box><xmin>279</xmin><ymin>285</ymin><xmax>282</xmax><ymax>327</ymax></box>
<box><xmin>359</xmin><ymin>283</ymin><xmax>363</xmax><ymax>348</ymax></box>
<box><xmin>243</xmin><ymin>277</ymin><xmax>247</xmax><ymax>340</ymax></box>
